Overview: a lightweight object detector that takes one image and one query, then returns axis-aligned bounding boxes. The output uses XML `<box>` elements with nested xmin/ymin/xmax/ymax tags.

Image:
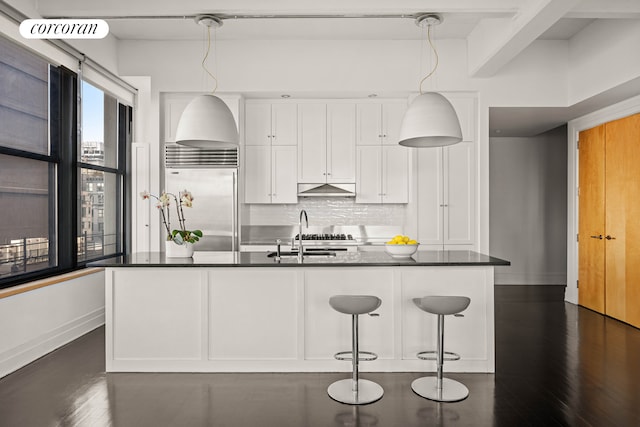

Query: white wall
<box><xmin>490</xmin><ymin>126</ymin><xmax>568</xmax><ymax>285</ymax></box>
<box><xmin>0</xmin><ymin>271</ymin><xmax>105</xmax><ymax>378</ymax></box>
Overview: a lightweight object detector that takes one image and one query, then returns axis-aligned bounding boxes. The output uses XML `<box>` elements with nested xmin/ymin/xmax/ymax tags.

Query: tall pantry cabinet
<box><xmin>578</xmin><ymin>112</ymin><xmax>640</xmax><ymax>328</ymax></box>
<box><xmin>416</xmin><ymin>96</ymin><xmax>476</xmax><ymax>249</ymax></box>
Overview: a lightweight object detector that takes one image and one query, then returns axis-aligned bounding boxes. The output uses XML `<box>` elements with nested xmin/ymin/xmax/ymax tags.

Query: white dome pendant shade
<box><xmin>398</xmin><ymin>92</ymin><xmax>462</xmax><ymax>147</ymax></box>
<box><xmin>175</xmin><ymin>94</ymin><xmax>239</xmax><ymax>148</ymax></box>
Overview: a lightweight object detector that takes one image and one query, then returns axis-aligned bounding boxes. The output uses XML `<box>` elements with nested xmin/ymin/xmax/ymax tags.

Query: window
<box><xmin>0</xmin><ymin>36</ymin><xmax>132</xmax><ymax>288</ymax></box>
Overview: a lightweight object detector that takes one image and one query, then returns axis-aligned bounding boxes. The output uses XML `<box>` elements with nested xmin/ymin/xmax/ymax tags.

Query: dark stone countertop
<box><xmin>89</xmin><ymin>250</ymin><xmax>510</xmax><ymax>268</ymax></box>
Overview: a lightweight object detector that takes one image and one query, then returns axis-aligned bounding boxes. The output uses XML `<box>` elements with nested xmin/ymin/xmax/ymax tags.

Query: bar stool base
<box><xmin>411</xmin><ymin>377</ymin><xmax>469</xmax><ymax>402</ymax></box>
<box><xmin>328</xmin><ymin>379</ymin><xmax>384</xmax><ymax>405</ymax></box>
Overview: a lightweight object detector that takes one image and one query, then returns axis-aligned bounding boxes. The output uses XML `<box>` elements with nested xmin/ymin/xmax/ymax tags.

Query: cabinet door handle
<box><xmin>605</xmin><ymin>235</ymin><xmax>616</xmax><ymax>240</ymax></box>
<box><xmin>590</xmin><ymin>235</ymin><xmax>603</xmax><ymax>239</ymax></box>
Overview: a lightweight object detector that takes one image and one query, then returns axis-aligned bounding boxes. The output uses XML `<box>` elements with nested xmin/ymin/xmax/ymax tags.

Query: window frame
<box><xmin>0</xmin><ymin>37</ymin><xmax>132</xmax><ymax>289</ymax></box>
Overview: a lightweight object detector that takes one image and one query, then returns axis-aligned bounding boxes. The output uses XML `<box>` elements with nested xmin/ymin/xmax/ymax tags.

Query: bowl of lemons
<box><xmin>385</xmin><ymin>235</ymin><xmax>419</xmax><ymax>258</ymax></box>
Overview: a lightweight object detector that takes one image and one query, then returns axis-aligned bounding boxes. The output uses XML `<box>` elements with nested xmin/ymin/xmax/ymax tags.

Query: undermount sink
<box><xmin>267</xmin><ymin>250</ymin><xmax>337</xmax><ymax>258</ymax></box>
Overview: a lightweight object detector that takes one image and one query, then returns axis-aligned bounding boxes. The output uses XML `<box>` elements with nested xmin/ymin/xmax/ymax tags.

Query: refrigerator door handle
<box><xmin>232</xmin><ymin>171</ymin><xmax>238</xmax><ymax>252</ymax></box>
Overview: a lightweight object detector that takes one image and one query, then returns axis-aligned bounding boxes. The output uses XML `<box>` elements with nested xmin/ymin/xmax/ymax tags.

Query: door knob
<box><xmin>590</xmin><ymin>235</ymin><xmax>603</xmax><ymax>239</ymax></box>
<box><xmin>605</xmin><ymin>235</ymin><xmax>616</xmax><ymax>240</ymax></box>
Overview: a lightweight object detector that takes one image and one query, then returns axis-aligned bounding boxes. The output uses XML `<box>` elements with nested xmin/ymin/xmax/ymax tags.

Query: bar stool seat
<box><xmin>328</xmin><ymin>295</ymin><xmax>383</xmax><ymax>405</ymax></box>
<box><xmin>412</xmin><ymin>295</ymin><xmax>471</xmax><ymax>402</ymax></box>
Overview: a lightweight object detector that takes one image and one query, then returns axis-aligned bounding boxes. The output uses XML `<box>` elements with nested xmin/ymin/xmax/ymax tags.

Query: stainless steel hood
<box><xmin>297</xmin><ymin>183</ymin><xmax>355</xmax><ymax>197</ymax></box>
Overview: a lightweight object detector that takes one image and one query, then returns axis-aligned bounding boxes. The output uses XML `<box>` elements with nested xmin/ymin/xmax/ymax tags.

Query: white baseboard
<box><xmin>0</xmin><ymin>307</ymin><xmax>105</xmax><ymax>379</ymax></box>
<box><xmin>495</xmin><ymin>272</ymin><xmax>566</xmax><ymax>285</ymax></box>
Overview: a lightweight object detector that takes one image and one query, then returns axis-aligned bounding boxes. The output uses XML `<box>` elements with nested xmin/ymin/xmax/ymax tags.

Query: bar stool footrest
<box><xmin>334</xmin><ymin>350</ymin><xmax>378</xmax><ymax>362</ymax></box>
<box><xmin>416</xmin><ymin>350</ymin><xmax>460</xmax><ymax>361</ymax></box>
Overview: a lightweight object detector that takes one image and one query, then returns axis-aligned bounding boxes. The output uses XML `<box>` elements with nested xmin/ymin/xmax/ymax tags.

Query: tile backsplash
<box><xmin>244</xmin><ymin>198</ymin><xmax>407</xmax><ymax>227</ymax></box>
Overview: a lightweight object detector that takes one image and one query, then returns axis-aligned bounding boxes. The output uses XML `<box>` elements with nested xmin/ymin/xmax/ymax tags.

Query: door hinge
<box><xmin>577</xmin><ymin>279</ymin><xmax>579</xmax><ymax>289</ymax></box>
<box><xmin>577</xmin><ymin>140</ymin><xmax>579</xmax><ymax>149</ymax></box>
<box><xmin>577</xmin><ymin>233</ymin><xmax>579</xmax><ymax>242</ymax></box>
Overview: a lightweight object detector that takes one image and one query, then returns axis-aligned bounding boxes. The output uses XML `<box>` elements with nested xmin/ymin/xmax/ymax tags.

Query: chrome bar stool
<box><xmin>328</xmin><ymin>295</ymin><xmax>383</xmax><ymax>405</ymax></box>
<box><xmin>412</xmin><ymin>295</ymin><xmax>471</xmax><ymax>402</ymax></box>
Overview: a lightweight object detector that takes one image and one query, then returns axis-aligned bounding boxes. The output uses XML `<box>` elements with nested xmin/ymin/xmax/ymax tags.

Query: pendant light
<box><xmin>398</xmin><ymin>14</ymin><xmax>462</xmax><ymax>148</ymax></box>
<box><xmin>176</xmin><ymin>15</ymin><xmax>239</xmax><ymax>148</ymax></box>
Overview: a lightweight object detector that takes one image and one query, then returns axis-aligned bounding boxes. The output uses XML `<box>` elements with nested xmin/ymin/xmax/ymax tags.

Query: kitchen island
<box><xmin>92</xmin><ymin>250</ymin><xmax>509</xmax><ymax>373</ymax></box>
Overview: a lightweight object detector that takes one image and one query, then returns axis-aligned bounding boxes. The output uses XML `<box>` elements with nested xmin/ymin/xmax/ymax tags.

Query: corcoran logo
<box><xmin>19</xmin><ymin>19</ymin><xmax>109</xmax><ymax>39</ymax></box>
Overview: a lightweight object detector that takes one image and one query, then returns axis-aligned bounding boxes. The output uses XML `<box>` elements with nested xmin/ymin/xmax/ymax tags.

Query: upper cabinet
<box><xmin>245</xmin><ymin>145</ymin><xmax>298</xmax><ymax>204</ymax></box>
<box><xmin>244</xmin><ymin>100</ymin><xmax>298</xmax><ymax>204</ymax></box>
<box><xmin>297</xmin><ymin>103</ymin><xmax>356</xmax><ymax>184</ymax></box>
<box><xmin>356</xmin><ymin>102</ymin><xmax>407</xmax><ymax>146</ymax></box>
<box><xmin>356</xmin><ymin>145</ymin><xmax>409</xmax><ymax>204</ymax></box>
<box><xmin>245</xmin><ymin>102</ymin><xmax>297</xmax><ymax>146</ymax></box>
<box><xmin>355</xmin><ymin>100</ymin><xmax>410</xmax><ymax>204</ymax></box>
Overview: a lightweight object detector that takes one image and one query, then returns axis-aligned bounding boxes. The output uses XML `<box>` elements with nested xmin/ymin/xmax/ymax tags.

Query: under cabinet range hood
<box><xmin>297</xmin><ymin>183</ymin><xmax>356</xmax><ymax>198</ymax></box>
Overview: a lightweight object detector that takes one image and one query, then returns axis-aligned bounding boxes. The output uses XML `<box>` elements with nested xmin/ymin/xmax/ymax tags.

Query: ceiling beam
<box><xmin>467</xmin><ymin>0</ymin><xmax>581</xmax><ymax>78</ymax></box>
<box><xmin>566</xmin><ymin>0</ymin><xmax>640</xmax><ymax>18</ymax></box>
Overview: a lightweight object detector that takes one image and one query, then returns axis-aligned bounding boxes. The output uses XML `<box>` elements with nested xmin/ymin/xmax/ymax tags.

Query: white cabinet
<box><xmin>244</xmin><ymin>102</ymin><xmax>298</xmax><ymax>204</ymax></box>
<box><xmin>356</xmin><ymin>145</ymin><xmax>409</xmax><ymax>204</ymax></box>
<box><xmin>297</xmin><ymin>103</ymin><xmax>327</xmax><ymax>183</ymax></box>
<box><xmin>326</xmin><ymin>103</ymin><xmax>357</xmax><ymax>182</ymax></box>
<box><xmin>209</xmin><ymin>269</ymin><xmax>299</xmax><ymax>360</ymax></box>
<box><xmin>245</xmin><ymin>102</ymin><xmax>297</xmax><ymax>146</ymax></box>
<box><xmin>245</xmin><ymin>145</ymin><xmax>297</xmax><ymax>204</ymax></box>
<box><xmin>298</xmin><ymin>103</ymin><xmax>356</xmax><ymax>183</ymax></box>
<box><xmin>356</xmin><ymin>102</ymin><xmax>407</xmax><ymax>146</ymax></box>
<box><xmin>417</xmin><ymin>141</ymin><xmax>475</xmax><ymax>247</ymax></box>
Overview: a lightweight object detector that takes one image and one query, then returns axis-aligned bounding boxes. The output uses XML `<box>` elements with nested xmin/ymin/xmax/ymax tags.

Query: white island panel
<box><xmin>208</xmin><ymin>268</ymin><xmax>300</xmax><ymax>360</ymax></box>
<box><xmin>110</xmin><ymin>269</ymin><xmax>203</xmax><ymax>361</ymax></box>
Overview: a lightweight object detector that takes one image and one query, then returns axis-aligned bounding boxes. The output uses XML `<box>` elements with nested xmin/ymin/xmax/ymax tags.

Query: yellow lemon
<box><xmin>408</xmin><ymin>239</ymin><xmax>418</xmax><ymax>245</ymax></box>
<box><xmin>397</xmin><ymin>241</ymin><xmax>406</xmax><ymax>245</ymax></box>
<box><xmin>403</xmin><ymin>236</ymin><xmax>409</xmax><ymax>243</ymax></box>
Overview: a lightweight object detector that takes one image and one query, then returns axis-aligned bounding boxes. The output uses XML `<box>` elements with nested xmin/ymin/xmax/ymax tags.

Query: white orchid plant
<box><xmin>140</xmin><ymin>189</ymin><xmax>203</xmax><ymax>245</ymax></box>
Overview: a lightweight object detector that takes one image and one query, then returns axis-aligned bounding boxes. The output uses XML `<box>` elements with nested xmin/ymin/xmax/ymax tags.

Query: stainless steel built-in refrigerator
<box><xmin>164</xmin><ymin>144</ymin><xmax>238</xmax><ymax>251</ymax></box>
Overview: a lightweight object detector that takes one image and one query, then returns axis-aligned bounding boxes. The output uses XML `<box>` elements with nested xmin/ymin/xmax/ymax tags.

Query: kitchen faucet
<box><xmin>298</xmin><ymin>209</ymin><xmax>308</xmax><ymax>262</ymax></box>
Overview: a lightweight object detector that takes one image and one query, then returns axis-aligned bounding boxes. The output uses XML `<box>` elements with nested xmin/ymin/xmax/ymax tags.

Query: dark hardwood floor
<box><xmin>1</xmin><ymin>285</ymin><xmax>639</xmax><ymax>426</ymax></box>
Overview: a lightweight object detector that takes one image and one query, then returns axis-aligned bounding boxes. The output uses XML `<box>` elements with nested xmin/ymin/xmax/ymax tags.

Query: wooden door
<box><xmin>605</xmin><ymin>112</ymin><xmax>640</xmax><ymax>327</ymax></box>
<box><xmin>578</xmin><ymin>124</ymin><xmax>606</xmax><ymax>313</ymax></box>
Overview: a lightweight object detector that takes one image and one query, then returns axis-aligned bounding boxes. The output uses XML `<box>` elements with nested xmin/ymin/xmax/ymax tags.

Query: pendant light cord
<box><xmin>202</xmin><ymin>24</ymin><xmax>218</xmax><ymax>94</ymax></box>
<box><xmin>419</xmin><ymin>23</ymin><xmax>438</xmax><ymax>95</ymax></box>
